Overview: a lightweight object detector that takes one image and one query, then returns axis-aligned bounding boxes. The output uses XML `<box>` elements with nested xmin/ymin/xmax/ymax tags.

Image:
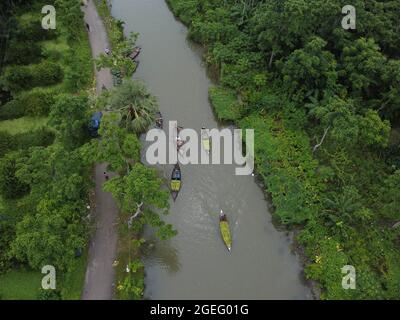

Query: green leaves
<box><xmin>91</xmin><ymin>113</ymin><xmax>141</xmax><ymax>173</ymax></box>
<box><xmin>49</xmin><ymin>94</ymin><xmax>89</xmax><ymax>150</ymax></box>
<box><xmin>106</xmin><ymin>79</ymin><xmax>158</xmax><ymax>134</ymax></box>
<box><xmin>170</xmin><ymin>0</ymin><xmax>400</xmax><ymax>300</ymax></box>
<box><xmin>103</xmin><ymin>163</ymin><xmax>175</xmax><ymax>241</ymax></box>
<box><xmin>95</xmin><ymin>32</ymin><xmax>139</xmax><ymax>78</ymax></box>
<box><xmin>280</xmin><ymin>36</ymin><xmax>339</xmax><ymax>102</ymax></box>
<box><xmin>10</xmin><ymin>199</ymin><xmax>87</xmax><ymax>271</ymax></box>
<box><xmin>341</xmin><ymin>38</ymin><xmax>387</xmax><ymax>96</ymax></box>
<box><xmin>0</xmin><ymin>151</ymin><xmax>30</xmax><ymax>200</ymax></box>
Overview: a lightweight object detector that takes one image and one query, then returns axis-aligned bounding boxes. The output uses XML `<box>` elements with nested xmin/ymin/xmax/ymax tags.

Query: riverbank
<box><xmin>89</xmin><ymin>0</ymin><xmax>146</xmax><ymax>300</ymax></box>
<box><xmin>165</xmin><ymin>0</ymin><xmax>318</xmax><ymax>299</ymax></box>
<box><xmin>165</xmin><ymin>0</ymin><xmax>400</xmax><ymax>300</ymax></box>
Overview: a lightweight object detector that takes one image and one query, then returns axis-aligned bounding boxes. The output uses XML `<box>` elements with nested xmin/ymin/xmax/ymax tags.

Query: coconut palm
<box><xmin>107</xmin><ymin>79</ymin><xmax>158</xmax><ymax>134</ymax></box>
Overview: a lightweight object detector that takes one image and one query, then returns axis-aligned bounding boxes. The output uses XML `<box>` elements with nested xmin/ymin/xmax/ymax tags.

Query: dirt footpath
<box><xmin>81</xmin><ymin>0</ymin><xmax>118</xmax><ymax>300</ymax></box>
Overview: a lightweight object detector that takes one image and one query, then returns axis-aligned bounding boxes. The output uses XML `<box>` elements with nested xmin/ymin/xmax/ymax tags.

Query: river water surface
<box><xmin>111</xmin><ymin>0</ymin><xmax>311</xmax><ymax>299</ymax></box>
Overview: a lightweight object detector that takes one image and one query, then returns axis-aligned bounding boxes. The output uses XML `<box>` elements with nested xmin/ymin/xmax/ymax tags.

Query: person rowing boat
<box><xmin>170</xmin><ymin>163</ymin><xmax>182</xmax><ymax>201</ymax></box>
<box><xmin>175</xmin><ymin>125</ymin><xmax>186</xmax><ymax>151</ymax></box>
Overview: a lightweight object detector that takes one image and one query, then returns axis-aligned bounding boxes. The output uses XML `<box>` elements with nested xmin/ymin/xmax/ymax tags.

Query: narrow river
<box><xmin>111</xmin><ymin>0</ymin><xmax>311</xmax><ymax>299</ymax></box>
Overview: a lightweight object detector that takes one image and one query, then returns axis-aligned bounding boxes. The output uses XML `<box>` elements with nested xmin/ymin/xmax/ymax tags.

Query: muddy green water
<box><xmin>111</xmin><ymin>0</ymin><xmax>311</xmax><ymax>299</ymax></box>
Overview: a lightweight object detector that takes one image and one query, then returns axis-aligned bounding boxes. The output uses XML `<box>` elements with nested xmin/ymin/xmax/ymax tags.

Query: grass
<box><xmin>0</xmin><ymin>269</ymin><xmax>42</xmax><ymax>300</ymax></box>
<box><xmin>209</xmin><ymin>86</ymin><xmax>242</xmax><ymax>121</ymax></box>
<box><xmin>59</xmin><ymin>250</ymin><xmax>88</xmax><ymax>300</ymax></box>
<box><xmin>0</xmin><ymin>117</ymin><xmax>48</xmax><ymax>135</ymax></box>
<box><xmin>0</xmin><ymin>251</ymin><xmax>88</xmax><ymax>300</ymax></box>
<box><xmin>41</xmin><ymin>38</ymin><xmax>70</xmax><ymax>61</ymax></box>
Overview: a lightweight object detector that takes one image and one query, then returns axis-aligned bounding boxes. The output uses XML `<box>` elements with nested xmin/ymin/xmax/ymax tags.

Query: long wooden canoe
<box><xmin>128</xmin><ymin>46</ymin><xmax>141</xmax><ymax>60</ymax></box>
<box><xmin>170</xmin><ymin>163</ymin><xmax>181</xmax><ymax>201</ymax></box>
<box><xmin>219</xmin><ymin>210</ymin><xmax>232</xmax><ymax>251</ymax></box>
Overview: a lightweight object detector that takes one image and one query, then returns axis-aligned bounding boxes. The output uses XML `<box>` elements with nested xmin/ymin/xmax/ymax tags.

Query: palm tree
<box><xmin>107</xmin><ymin>79</ymin><xmax>157</xmax><ymax>134</ymax></box>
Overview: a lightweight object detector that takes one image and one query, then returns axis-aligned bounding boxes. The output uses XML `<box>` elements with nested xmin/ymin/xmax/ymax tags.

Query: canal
<box><xmin>111</xmin><ymin>0</ymin><xmax>311</xmax><ymax>299</ymax></box>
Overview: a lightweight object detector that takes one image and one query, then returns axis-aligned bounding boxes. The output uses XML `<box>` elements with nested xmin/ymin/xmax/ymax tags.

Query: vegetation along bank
<box><xmin>167</xmin><ymin>0</ymin><xmax>400</xmax><ymax>299</ymax></box>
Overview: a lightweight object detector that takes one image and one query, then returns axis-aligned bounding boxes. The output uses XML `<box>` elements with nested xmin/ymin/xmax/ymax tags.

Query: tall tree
<box><xmin>106</xmin><ymin>79</ymin><xmax>158</xmax><ymax>134</ymax></box>
<box><xmin>49</xmin><ymin>94</ymin><xmax>89</xmax><ymax>150</ymax></box>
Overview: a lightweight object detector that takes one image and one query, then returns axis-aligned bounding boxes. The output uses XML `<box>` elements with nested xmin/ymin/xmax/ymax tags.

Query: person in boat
<box><xmin>172</xmin><ymin>166</ymin><xmax>181</xmax><ymax>180</ymax></box>
<box><xmin>155</xmin><ymin>115</ymin><xmax>163</xmax><ymax>128</ymax></box>
<box><xmin>219</xmin><ymin>210</ymin><xmax>227</xmax><ymax>221</ymax></box>
<box><xmin>175</xmin><ymin>125</ymin><xmax>186</xmax><ymax>149</ymax></box>
<box><xmin>176</xmin><ymin>136</ymin><xmax>185</xmax><ymax>149</ymax></box>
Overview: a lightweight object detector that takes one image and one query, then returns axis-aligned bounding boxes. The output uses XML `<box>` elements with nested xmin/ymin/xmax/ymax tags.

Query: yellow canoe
<box><xmin>219</xmin><ymin>210</ymin><xmax>232</xmax><ymax>251</ymax></box>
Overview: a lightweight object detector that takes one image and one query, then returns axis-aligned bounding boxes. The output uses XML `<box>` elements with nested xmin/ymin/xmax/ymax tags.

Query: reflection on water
<box><xmin>142</xmin><ymin>235</ymin><xmax>181</xmax><ymax>274</ymax></box>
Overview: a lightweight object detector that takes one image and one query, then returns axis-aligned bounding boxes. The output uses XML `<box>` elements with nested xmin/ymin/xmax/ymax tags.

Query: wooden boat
<box><xmin>170</xmin><ymin>163</ymin><xmax>181</xmax><ymax>201</ymax></box>
<box><xmin>155</xmin><ymin>111</ymin><xmax>163</xmax><ymax>129</ymax></box>
<box><xmin>201</xmin><ymin>127</ymin><xmax>210</xmax><ymax>153</ymax></box>
<box><xmin>128</xmin><ymin>46</ymin><xmax>141</xmax><ymax>60</ymax></box>
<box><xmin>219</xmin><ymin>210</ymin><xmax>232</xmax><ymax>251</ymax></box>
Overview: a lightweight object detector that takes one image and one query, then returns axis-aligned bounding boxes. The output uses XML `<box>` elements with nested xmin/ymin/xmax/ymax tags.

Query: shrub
<box><xmin>209</xmin><ymin>86</ymin><xmax>242</xmax><ymax>121</ymax></box>
<box><xmin>21</xmin><ymin>88</ymin><xmax>57</xmax><ymax>116</ymax></box>
<box><xmin>0</xmin><ymin>131</ymin><xmax>14</xmax><ymax>157</ymax></box>
<box><xmin>1</xmin><ymin>65</ymin><xmax>34</xmax><ymax>92</ymax></box>
<box><xmin>15</xmin><ymin>19</ymin><xmax>57</xmax><ymax>42</ymax></box>
<box><xmin>37</xmin><ymin>289</ymin><xmax>62</xmax><ymax>300</ymax></box>
<box><xmin>1</xmin><ymin>61</ymin><xmax>63</xmax><ymax>92</ymax></box>
<box><xmin>0</xmin><ymin>152</ymin><xmax>30</xmax><ymax>200</ymax></box>
<box><xmin>0</xmin><ymin>128</ymin><xmax>55</xmax><ymax>157</ymax></box>
<box><xmin>0</xmin><ymin>100</ymin><xmax>25</xmax><ymax>120</ymax></box>
<box><xmin>4</xmin><ymin>40</ymin><xmax>42</xmax><ymax>65</ymax></box>
<box><xmin>0</xmin><ymin>88</ymin><xmax>57</xmax><ymax>120</ymax></box>
<box><xmin>15</xmin><ymin>127</ymin><xmax>55</xmax><ymax>149</ymax></box>
<box><xmin>32</xmin><ymin>61</ymin><xmax>64</xmax><ymax>87</ymax></box>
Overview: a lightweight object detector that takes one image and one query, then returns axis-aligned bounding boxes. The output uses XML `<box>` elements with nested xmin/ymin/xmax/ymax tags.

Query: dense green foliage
<box><xmin>1</xmin><ymin>60</ymin><xmax>64</xmax><ymax>93</ymax></box>
<box><xmin>0</xmin><ymin>87</ymin><xmax>58</xmax><ymax>120</ymax></box>
<box><xmin>168</xmin><ymin>0</ymin><xmax>400</xmax><ymax>299</ymax></box>
<box><xmin>0</xmin><ymin>0</ymin><xmax>93</xmax><ymax>300</ymax></box>
<box><xmin>0</xmin><ymin>128</ymin><xmax>55</xmax><ymax>157</ymax></box>
<box><xmin>105</xmin><ymin>79</ymin><xmax>158</xmax><ymax>134</ymax></box>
